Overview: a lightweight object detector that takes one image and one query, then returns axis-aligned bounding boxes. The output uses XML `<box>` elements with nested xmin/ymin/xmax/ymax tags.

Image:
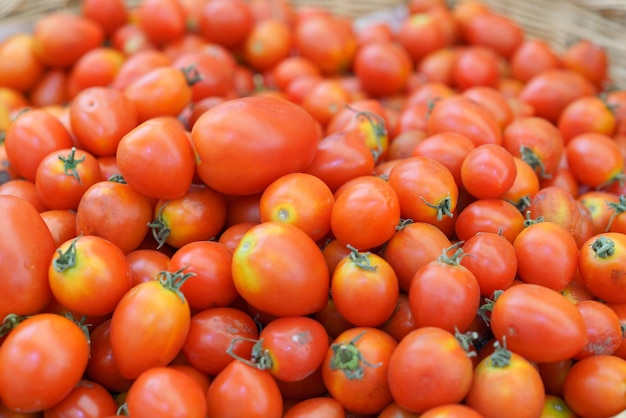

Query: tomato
<box><xmin>0</xmin><ymin>34</ymin><xmax>45</xmax><ymax>93</ymax></box>
<box><xmin>378</xmin><ymin>293</ymin><xmax>417</xmax><ymax>343</ymax></box>
<box><xmin>75</xmin><ymin>179</ymin><xmax>153</xmax><ymax>254</ymax></box>
<box><xmin>388</xmin><ymin>327</ymin><xmax>473</xmax><ymax>413</ymax></box>
<box><xmin>452</xmin><ymin>46</ymin><xmax>501</xmax><ymax>91</ymax></box>
<box><xmin>527</xmin><ymin>186</ymin><xmax>584</xmax><ymax>243</ymax></box>
<box><xmin>463</xmin><ymin>12</ymin><xmax>523</xmax><ymax>59</ymax></box>
<box><xmin>498</xmin><ymin>157</ymin><xmax>540</xmax><ymax>211</ymax></box>
<box><xmin>109</xmin><ymin>269</ymin><xmax>191</xmax><ymax>379</ymax></box>
<box><xmin>126</xmin><ymin>367</ymin><xmax>207</xmax><ymax>418</ymax></box>
<box><xmin>562</xmin><ymin>39</ymin><xmax>609</xmax><ymax>90</ymax></box>
<box><xmin>578</xmin><ymin>232</ymin><xmax>626</xmax><ymax>303</ymax></box>
<box><xmin>111</xmin><ymin>50</ymin><xmax>171</xmax><ymax>91</ymax></box>
<box><xmin>172</xmin><ymin>49</ymin><xmax>236</xmax><ymax>101</ymax></box>
<box><xmin>490</xmin><ymin>283</ymin><xmax>587</xmax><ymax>362</ymax></box>
<box><xmin>513</xmin><ymin>220</ymin><xmax>579</xmax><ymax>291</ymax></box>
<box><xmin>4</xmin><ymin>109</ymin><xmax>73</xmax><ymax>182</ymax></box>
<box><xmin>417</xmin><ymin>47</ymin><xmax>457</xmax><ymax>85</ymax></box>
<box><xmin>0</xmin><ymin>179</ymin><xmax>47</xmax><ymax>212</ymax></box>
<box><xmin>540</xmin><ymin>395</ymin><xmax>577</xmax><ymax>418</ymax></box>
<box><xmin>67</xmin><ymin>47</ymin><xmax>125</xmax><ymax>98</ymax></box>
<box><xmin>0</xmin><ymin>314</ymin><xmax>90</xmax><ymax>413</ymax></box>
<box><xmin>378</xmin><ymin>401</ymin><xmax>422</xmax><ymax>418</ymax></box>
<box><xmin>330</xmin><ymin>175</ymin><xmax>400</xmax><ymax>250</ymax></box>
<box><xmin>28</xmin><ymin>70</ymin><xmax>69</xmax><ymax>108</ymax></box>
<box><xmin>322</xmin><ymin>327</ymin><xmax>397</xmax><ymax>415</ymax></box>
<box><xmin>0</xmin><ymin>195</ymin><xmax>55</xmax><ymax>320</ymax></box>
<box><xmin>33</xmin><ymin>13</ymin><xmax>104</xmax><ymax>69</ymax></box>
<box><xmin>538</xmin><ymin>360</ymin><xmax>573</xmax><ymax>398</ymax></box>
<box><xmin>558</xmin><ymin>95</ymin><xmax>616</xmax><ymax>144</ymax></box>
<box><xmin>563</xmin><ymin>355</ymin><xmax>626</xmax><ymax>418</ymax></box>
<box><xmin>398</xmin><ymin>12</ymin><xmax>446</xmax><ymax>64</ymax></box>
<box><xmin>331</xmin><ymin>247</ymin><xmax>399</xmax><ymax>327</ymax></box>
<box><xmin>573</xmin><ymin>299</ymin><xmax>622</xmax><ymax>359</ymax></box>
<box><xmin>198</xmin><ymin>0</ymin><xmax>254</xmax><ymax>50</ymax></box>
<box><xmin>40</xmin><ymin>209</ymin><xmax>77</xmax><ymax>249</ymax></box>
<box><xmin>426</xmin><ymin>95</ymin><xmax>502</xmax><ymax>146</ymax></box>
<box><xmin>354</xmin><ymin>40</ymin><xmax>413</xmax><ymax>98</ymax></box>
<box><xmin>243</xmin><ymin>20</ymin><xmax>292</xmax><ymax>71</ymax></box>
<box><xmin>192</xmin><ymin>96</ymin><xmax>321</xmax><ymax>196</ymax></box>
<box><xmin>465</xmin><ymin>341</ymin><xmax>545</xmax><ymax>418</ymax></box>
<box><xmin>136</xmin><ymin>0</ymin><xmax>186</xmax><ymax>46</ymax></box>
<box><xmin>518</xmin><ymin>69</ymin><xmax>596</xmax><ymax>123</ymax></box>
<box><xmin>455</xmin><ymin>198</ymin><xmax>525</xmax><ymax>244</ymax></box>
<box><xmin>577</xmin><ymin>190</ymin><xmax>620</xmax><ymax>235</ymax></box>
<box><xmin>420</xmin><ymin>404</ymin><xmax>484</xmax><ymax>418</ymax></box>
<box><xmin>81</xmin><ymin>0</ymin><xmax>128</xmax><ymax>37</ymax></box>
<box><xmin>207</xmin><ymin>360</ymin><xmax>283</xmax><ymax>418</ymax></box>
<box><xmin>301</xmin><ymin>79</ymin><xmax>352</xmax><ymax>128</ymax></box>
<box><xmin>69</xmin><ymin>87</ymin><xmax>138</xmax><ymax>158</ymax></box>
<box><xmin>566</xmin><ymin>132</ymin><xmax>624</xmax><ymax>189</ymax></box>
<box><xmin>461</xmin><ymin>144</ymin><xmax>517</xmax><ymax>199</ymax></box>
<box><xmin>117</xmin><ymin>117</ymin><xmax>196</xmax><ymax>200</ymax></box>
<box><xmin>283</xmin><ymin>397</ymin><xmax>345</xmax><ymax>418</ymax></box>
<box><xmin>510</xmin><ymin>39</ymin><xmax>561</xmax><ymax>83</ymax></box>
<box><xmin>606</xmin><ymin>194</ymin><xmax>626</xmax><ymax>234</ymax></box>
<box><xmin>48</xmin><ymin>235</ymin><xmax>132</xmax><ymax>316</ymax></box>
<box><xmin>42</xmin><ymin>379</ymin><xmax>117</xmax><ymax>418</ymax></box>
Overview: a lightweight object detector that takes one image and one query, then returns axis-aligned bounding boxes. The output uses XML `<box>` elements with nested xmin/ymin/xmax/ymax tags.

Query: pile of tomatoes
<box><xmin>2</xmin><ymin>0</ymin><xmax>626</xmax><ymax>416</ymax></box>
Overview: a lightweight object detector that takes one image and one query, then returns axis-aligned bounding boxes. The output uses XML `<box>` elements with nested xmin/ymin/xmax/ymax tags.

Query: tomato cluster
<box><xmin>1</xmin><ymin>0</ymin><xmax>626</xmax><ymax>417</ymax></box>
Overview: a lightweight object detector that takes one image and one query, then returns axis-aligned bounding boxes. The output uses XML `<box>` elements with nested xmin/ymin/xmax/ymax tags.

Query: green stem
<box><xmin>328</xmin><ymin>330</ymin><xmax>381</xmax><ymax>380</ymax></box>
<box><xmin>454</xmin><ymin>328</ymin><xmax>478</xmax><ymax>358</ymax></box>
<box><xmin>488</xmin><ymin>338</ymin><xmax>512</xmax><ymax>368</ymax></box>
<box><xmin>346</xmin><ymin>244</ymin><xmax>377</xmax><ymax>272</ymax></box>
<box><xmin>395</xmin><ymin>218</ymin><xmax>414</xmax><ymax>231</ymax></box>
<box><xmin>437</xmin><ymin>241</ymin><xmax>468</xmax><ymax>266</ymax></box>
<box><xmin>226</xmin><ymin>337</ymin><xmax>273</xmax><ymax>371</ymax></box>
<box><xmin>605</xmin><ymin>194</ymin><xmax>626</xmax><ymax>231</ymax></box>
<box><xmin>0</xmin><ymin>314</ymin><xmax>26</xmax><ymax>337</ymax></box>
<box><xmin>108</xmin><ymin>174</ymin><xmax>127</xmax><ymax>183</ymax></box>
<box><xmin>58</xmin><ymin>147</ymin><xmax>85</xmax><ymax>184</ymax></box>
<box><xmin>591</xmin><ymin>236</ymin><xmax>615</xmax><ymax>258</ymax></box>
<box><xmin>53</xmin><ymin>235</ymin><xmax>80</xmax><ymax>272</ymax></box>
<box><xmin>156</xmin><ymin>266</ymin><xmax>196</xmax><ymax>303</ymax></box>
<box><xmin>523</xmin><ymin>210</ymin><xmax>544</xmax><ymax>227</ymax></box>
<box><xmin>520</xmin><ymin>145</ymin><xmax>550</xmax><ymax>179</ymax></box>
<box><xmin>147</xmin><ymin>203</ymin><xmax>171</xmax><ymax>249</ymax></box>
<box><xmin>478</xmin><ymin>290</ymin><xmax>504</xmax><ymax>326</ymax></box>
<box><xmin>419</xmin><ymin>194</ymin><xmax>454</xmax><ymax>221</ymax></box>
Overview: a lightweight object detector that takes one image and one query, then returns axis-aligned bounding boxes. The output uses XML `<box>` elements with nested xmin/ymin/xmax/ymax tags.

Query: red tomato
<box><xmin>206</xmin><ymin>360</ymin><xmax>283</xmax><ymax>418</ymax></box>
<box><xmin>331</xmin><ymin>175</ymin><xmax>401</xmax><ymax>250</ymax></box>
<box><xmin>192</xmin><ymin>96</ymin><xmax>321</xmax><ymax>196</ymax></box>
<box><xmin>116</xmin><ymin>117</ymin><xmax>196</xmax><ymax>200</ymax></box>
<box><xmin>136</xmin><ymin>0</ymin><xmax>186</xmax><ymax>46</ymax></box>
<box><xmin>510</xmin><ymin>39</ymin><xmax>561</xmax><ymax>83</ymax></box>
<box><xmin>198</xmin><ymin>0</ymin><xmax>254</xmax><ymax>50</ymax></box>
<box><xmin>558</xmin><ymin>96</ymin><xmax>616</xmax><ymax>144</ymax></box>
<box><xmin>172</xmin><ymin>49</ymin><xmax>236</xmax><ymax>101</ymax></box>
<box><xmin>301</xmin><ymin>79</ymin><xmax>351</xmax><ymax>128</ymax></box>
<box><xmin>0</xmin><ymin>34</ymin><xmax>45</xmax><ymax>93</ymax></box>
<box><xmin>573</xmin><ymin>299</ymin><xmax>622</xmax><ymax>359</ymax></box>
<box><xmin>455</xmin><ymin>198</ymin><xmax>525</xmax><ymax>244</ymax></box>
<box><xmin>40</xmin><ymin>209</ymin><xmax>77</xmax><ymax>249</ymax></box>
<box><xmin>126</xmin><ymin>367</ymin><xmax>207</xmax><ymax>418</ymax></box>
<box><xmin>0</xmin><ymin>314</ymin><xmax>90</xmax><ymax>412</ymax></box>
<box><xmin>461</xmin><ymin>144</ymin><xmax>517</xmax><ymax>199</ymax></box>
<box><xmin>126</xmin><ymin>249</ymin><xmax>171</xmax><ymax>286</ymax></box>
<box><xmin>578</xmin><ymin>232</ymin><xmax>626</xmax><ymax>304</ymax></box>
<box><xmin>81</xmin><ymin>0</ymin><xmax>129</xmax><ymax>37</ymax></box>
<box><xmin>490</xmin><ymin>283</ymin><xmax>588</xmax><ymax>362</ymax></box>
<box><xmin>566</xmin><ymin>132</ymin><xmax>624</xmax><ymax>189</ymax></box>
<box><xmin>354</xmin><ymin>40</ymin><xmax>413</xmax><ymax>98</ymax></box>
<box><xmin>322</xmin><ymin>327</ymin><xmax>397</xmax><ymax>415</ymax></box>
<box><xmin>527</xmin><ymin>186</ymin><xmax>584</xmax><ymax>243</ymax></box>
<box><xmin>110</xmin><ymin>49</ymin><xmax>171</xmax><ymax>91</ymax></box>
<box><xmin>563</xmin><ymin>355</ymin><xmax>626</xmax><ymax>418</ymax></box>
<box><xmin>283</xmin><ymin>397</ymin><xmax>345</xmax><ymax>418</ymax></box>
<box><xmin>109</xmin><ymin>270</ymin><xmax>191</xmax><ymax>379</ymax></box>
<box><xmin>0</xmin><ymin>179</ymin><xmax>47</xmax><ymax>212</ymax></box>
<box><xmin>66</xmin><ymin>47</ymin><xmax>125</xmax><ymax>98</ymax></box>
<box><xmin>243</xmin><ymin>20</ymin><xmax>293</xmax><ymax>72</ymax></box>
<box><xmin>465</xmin><ymin>341</ymin><xmax>545</xmax><ymax>418</ymax></box>
<box><xmin>452</xmin><ymin>46</ymin><xmax>501</xmax><ymax>91</ymax></box>
<box><xmin>331</xmin><ymin>247</ymin><xmax>399</xmax><ymax>327</ymax></box>
<box><xmin>0</xmin><ymin>195</ymin><xmax>55</xmax><ymax>319</ymax></box>
<box><xmin>398</xmin><ymin>13</ymin><xmax>446</xmax><ymax>64</ymax></box>
<box><xmin>578</xmin><ymin>190</ymin><xmax>621</xmax><ymax>235</ymax></box>
<box><xmin>562</xmin><ymin>39</ymin><xmax>609</xmax><ymax>90</ymax></box>
<box><xmin>463</xmin><ymin>12</ymin><xmax>523</xmax><ymax>58</ymax></box>
<box><xmin>42</xmin><ymin>379</ymin><xmax>117</xmax><ymax>418</ymax></box>
<box><xmin>232</xmin><ymin>222</ymin><xmax>329</xmax><ymax>317</ymax></box>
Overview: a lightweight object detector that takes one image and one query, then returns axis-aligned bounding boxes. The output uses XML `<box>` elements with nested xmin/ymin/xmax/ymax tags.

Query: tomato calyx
<box><xmin>156</xmin><ymin>266</ymin><xmax>195</xmax><ymax>303</ymax></box>
<box><xmin>506</xmin><ymin>194</ymin><xmax>532</xmax><ymax>213</ymax></box>
<box><xmin>180</xmin><ymin>64</ymin><xmax>204</xmax><ymax>86</ymax></box>
<box><xmin>148</xmin><ymin>202</ymin><xmax>171</xmax><ymax>249</ymax></box>
<box><xmin>438</xmin><ymin>241</ymin><xmax>470</xmax><ymax>266</ymax></box>
<box><xmin>347</xmin><ymin>244</ymin><xmax>378</xmax><ymax>272</ymax></box>
<box><xmin>597</xmin><ymin>172</ymin><xmax>626</xmax><ymax>191</ymax></box>
<box><xmin>487</xmin><ymin>338</ymin><xmax>513</xmax><ymax>368</ymax></box>
<box><xmin>606</xmin><ymin>194</ymin><xmax>626</xmax><ymax>231</ymax></box>
<box><xmin>395</xmin><ymin>218</ymin><xmax>414</xmax><ymax>231</ymax></box>
<box><xmin>346</xmin><ymin>104</ymin><xmax>387</xmax><ymax>164</ymax></box>
<box><xmin>520</xmin><ymin>145</ymin><xmax>550</xmax><ymax>179</ymax></box>
<box><xmin>108</xmin><ymin>173</ymin><xmax>127</xmax><ymax>183</ymax></box>
<box><xmin>523</xmin><ymin>210</ymin><xmax>544</xmax><ymax>228</ymax></box>
<box><xmin>419</xmin><ymin>193</ymin><xmax>454</xmax><ymax>221</ymax></box>
<box><xmin>53</xmin><ymin>235</ymin><xmax>80</xmax><ymax>272</ymax></box>
<box><xmin>454</xmin><ymin>328</ymin><xmax>479</xmax><ymax>358</ymax></box>
<box><xmin>590</xmin><ymin>235</ymin><xmax>615</xmax><ymax>258</ymax></box>
<box><xmin>329</xmin><ymin>330</ymin><xmax>382</xmax><ymax>380</ymax></box>
<box><xmin>226</xmin><ymin>336</ymin><xmax>274</xmax><ymax>371</ymax></box>
<box><xmin>64</xmin><ymin>312</ymin><xmax>92</xmax><ymax>344</ymax></box>
<box><xmin>478</xmin><ymin>290</ymin><xmax>504</xmax><ymax>326</ymax></box>
<box><xmin>58</xmin><ymin>146</ymin><xmax>85</xmax><ymax>184</ymax></box>
<box><xmin>0</xmin><ymin>313</ymin><xmax>26</xmax><ymax>337</ymax></box>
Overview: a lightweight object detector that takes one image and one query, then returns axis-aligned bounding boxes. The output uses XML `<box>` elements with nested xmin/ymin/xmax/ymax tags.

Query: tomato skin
<box><xmin>510</xmin><ymin>39</ymin><xmax>561</xmax><ymax>83</ymax></box>
<box><xmin>455</xmin><ymin>198</ymin><xmax>525</xmax><ymax>244</ymax></box>
<box><xmin>42</xmin><ymin>379</ymin><xmax>117</xmax><ymax>418</ymax></box>
<box><xmin>0</xmin><ymin>34</ymin><xmax>45</xmax><ymax>93</ymax></box>
<box><xmin>206</xmin><ymin>360</ymin><xmax>283</xmax><ymax>418</ymax></box>
<box><xmin>192</xmin><ymin>96</ymin><xmax>321</xmax><ymax>196</ymax></box>
<box><xmin>388</xmin><ymin>327</ymin><xmax>474</xmax><ymax>413</ymax></box>
<box><xmin>322</xmin><ymin>327</ymin><xmax>397</xmax><ymax>415</ymax></box>
<box><xmin>566</xmin><ymin>132</ymin><xmax>624</xmax><ymax>189</ymax></box>
<box><xmin>461</xmin><ymin>143</ymin><xmax>517</xmax><ymax>199</ymax></box>
<box><xmin>578</xmin><ymin>232</ymin><xmax>626</xmax><ymax>304</ymax></box>
<box><xmin>0</xmin><ymin>195</ymin><xmax>56</xmax><ymax>320</ymax></box>
<box><xmin>48</xmin><ymin>235</ymin><xmax>132</xmax><ymax>316</ymax></box>
<box><xmin>109</xmin><ymin>279</ymin><xmax>191</xmax><ymax>379</ymax></box>
<box><xmin>573</xmin><ymin>299</ymin><xmax>622</xmax><ymax>359</ymax></box>
<box><xmin>283</xmin><ymin>397</ymin><xmax>345</xmax><ymax>418</ymax></box>
<box><xmin>354</xmin><ymin>40</ymin><xmax>412</xmax><ymax>98</ymax></box>
<box><xmin>126</xmin><ymin>367</ymin><xmax>207</xmax><ymax>418</ymax></box>
<box><xmin>0</xmin><ymin>314</ymin><xmax>90</xmax><ymax>413</ymax></box>
<box><xmin>563</xmin><ymin>355</ymin><xmax>626</xmax><ymax>418</ymax></box>
<box><xmin>490</xmin><ymin>283</ymin><xmax>588</xmax><ymax>363</ymax></box>
<box><xmin>198</xmin><ymin>0</ymin><xmax>254</xmax><ymax>50</ymax></box>
<box><xmin>232</xmin><ymin>222</ymin><xmax>329</xmax><ymax>317</ymax></box>
<box><xmin>463</xmin><ymin>13</ymin><xmax>523</xmax><ymax>59</ymax></box>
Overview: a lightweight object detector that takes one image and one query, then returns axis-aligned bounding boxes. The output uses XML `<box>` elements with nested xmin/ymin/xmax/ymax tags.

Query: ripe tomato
<box><xmin>126</xmin><ymin>248</ymin><xmax>171</xmax><ymax>286</ymax></box>
<box><xmin>283</xmin><ymin>397</ymin><xmax>345</xmax><ymax>418</ymax></box>
<box><xmin>331</xmin><ymin>247</ymin><xmax>399</xmax><ymax>327</ymax></box>
<box><xmin>461</xmin><ymin>144</ymin><xmax>517</xmax><ymax>199</ymax></box>
<box><xmin>606</xmin><ymin>194</ymin><xmax>626</xmax><ymax>234</ymax></box>
<box><xmin>513</xmin><ymin>220</ymin><xmax>579</xmax><ymax>291</ymax></box>
<box><xmin>172</xmin><ymin>49</ymin><xmax>236</xmax><ymax>101</ymax></box>
<box><xmin>573</xmin><ymin>299</ymin><xmax>622</xmax><ymax>359</ymax></box>
<box><xmin>411</xmin><ymin>132</ymin><xmax>475</xmax><ymax>186</ymax></box>
<box><xmin>0</xmin><ymin>313</ymin><xmax>90</xmax><ymax>413</ymax></box>
<box><xmin>0</xmin><ymin>178</ymin><xmax>47</xmax><ymax>212</ymax></box>
<box><xmin>116</xmin><ymin>116</ymin><xmax>196</xmax><ymax>200</ymax></box>
<box><xmin>198</xmin><ymin>0</ymin><xmax>254</xmax><ymax>50</ymax></box>
<box><xmin>354</xmin><ymin>40</ymin><xmax>413</xmax><ymax>98</ymax></box>
<box><xmin>42</xmin><ymin>379</ymin><xmax>117</xmax><ymax>418</ymax></box>
<box><xmin>398</xmin><ymin>13</ymin><xmax>446</xmax><ymax>64</ymax></box>
<box><xmin>455</xmin><ymin>198</ymin><xmax>525</xmax><ymax>244</ymax></box>
<box><xmin>563</xmin><ymin>355</ymin><xmax>626</xmax><ymax>418</ymax></box>
<box><xmin>578</xmin><ymin>232</ymin><xmax>626</xmax><ymax>303</ymax></box>
<box><xmin>136</xmin><ymin>0</ymin><xmax>186</xmax><ymax>46</ymax></box>
<box><xmin>0</xmin><ymin>34</ymin><xmax>44</xmax><ymax>93</ymax></box>
<box><xmin>452</xmin><ymin>46</ymin><xmax>501</xmax><ymax>91</ymax></box>
<box><xmin>48</xmin><ymin>235</ymin><xmax>132</xmax><ymax>316</ymax></box>
<box><xmin>66</xmin><ymin>47</ymin><xmax>125</xmax><ymax>98</ymax></box>
<box><xmin>562</xmin><ymin>39</ymin><xmax>609</xmax><ymax>90</ymax></box>
<box><xmin>40</xmin><ymin>209</ymin><xmax>77</xmax><ymax>248</ymax></box>
<box><xmin>558</xmin><ymin>95</ymin><xmax>616</xmax><ymax>144</ymax></box>
<box><xmin>322</xmin><ymin>327</ymin><xmax>397</xmax><ymax>415</ymax></box>
<box><xmin>566</xmin><ymin>132</ymin><xmax>624</xmax><ymax>189</ymax></box>
<box><xmin>243</xmin><ymin>20</ymin><xmax>292</xmax><ymax>71</ymax></box>
<box><xmin>510</xmin><ymin>39</ymin><xmax>561</xmax><ymax>83</ymax></box>
<box><xmin>126</xmin><ymin>367</ymin><xmax>207</xmax><ymax>418</ymax></box>
<box><xmin>465</xmin><ymin>341</ymin><xmax>545</xmax><ymax>418</ymax></box>
<box><xmin>301</xmin><ymin>79</ymin><xmax>352</xmax><ymax>128</ymax></box>
<box><xmin>192</xmin><ymin>96</ymin><xmax>321</xmax><ymax>195</ymax></box>
<box><xmin>0</xmin><ymin>195</ymin><xmax>56</xmax><ymax>320</ymax></box>
<box><xmin>109</xmin><ymin>269</ymin><xmax>191</xmax><ymax>379</ymax></box>
<box><xmin>81</xmin><ymin>0</ymin><xmax>128</xmax><ymax>37</ymax></box>
<box><xmin>331</xmin><ymin>175</ymin><xmax>400</xmax><ymax>250</ymax></box>
<box><xmin>232</xmin><ymin>222</ymin><xmax>329</xmax><ymax>317</ymax></box>
<box><xmin>207</xmin><ymin>360</ymin><xmax>283</xmax><ymax>418</ymax></box>
<box><xmin>388</xmin><ymin>327</ymin><xmax>473</xmax><ymax>413</ymax></box>
<box><xmin>463</xmin><ymin>12</ymin><xmax>523</xmax><ymax>59</ymax></box>
<box><xmin>490</xmin><ymin>283</ymin><xmax>588</xmax><ymax>362</ymax></box>
<box><xmin>527</xmin><ymin>186</ymin><xmax>583</xmax><ymax>243</ymax></box>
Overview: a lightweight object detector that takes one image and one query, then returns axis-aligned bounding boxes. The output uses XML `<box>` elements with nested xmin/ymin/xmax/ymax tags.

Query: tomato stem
<box><xmin>0</xmin><ymin>313</ymin><xmax>26</xmax><ymax>337</ymax></box>
<box><xmin>180</xmin><ymin>64</ymin><xmax>204</xmax><ymax>86</ymax></box>
<box><xmin>437</xmin><ymin>241</ymin><xmax>469</xmax><ymax>266</ymax></box>
<box><xmin>148</xmin><ymin>203</ymin><xmax>171</xmax><ymax>249</ymax></box>
<box><xmin>346</xmin><ymin>244</ymin><xmax>378</xmax><ymax>272</ymax></box>
<box><xmin>597</xmin><ymin>172</ymin><xmax>626</xmax><ymax>191</ymax></box>
<box><xmin>226</xmin><ymin>336</ymin><xmax>273</xmax><ymax>371</ymax></box>
<box><xmin>329</xmin><ymin>330</ymin><xmax>381</xmax><ymax>380</ymax></box>
<box><xmin>478</xmin><ymin>290</ymin><xmax>504</xmax><ymax>326</ymax></box>
<box><xmin>108</xmin><ymin>174</ymin><xmax>127</xmax><ymax>183</ymax></box>
<box><xmin>523</xmin><ymin>210</ymin><xmax>544</xmax><ymax>227</ymax></box>
<box><xmin>419</xmin><ymin>194</ymin><xmax>454</xmax><ymax>221</ymax></box>
<box><xmin>345</xmin><ymin>104</ymin><xmax>388</xmax><ymax>164</ymax></box>
<box><xmin>395</xmin><ymin>218</ymin><xmax>414</xmax><ymax>231</ymax></box>
<box><xmin>53</xmin><ymin>235</ymin><xmax>80</xmax><ymax>272</ymax></box>
<box><xmin>605</xmin><ymin>194</ymin><xmax>626</xmax><ymax>231</ymax></box>
<box><xmin>519</xmin><ymin>145</ymin><xmax>550</xmax><ymax>179</ymax></box>
<box><xmin>591</xmin><ymin>236</ymin><xmax>615</xmax><ymax>258</ymax></box>
<box><xmin>488</xmin><ymin>337</ymin><xmax>512</xmax><ymax>368</ymax></box>
<box><xmin>156</xmin><ymin>266</ymin><xmax>196</xmax><ymax>303</ymax></box>
<box><xmin>506</xmin><ymin>194</ymin><xmax>532</xmax><ymax>213</ymax></box>
<box><xmin>58</xmin><ymin>147</ymin><xmax>85</xmax><ymax>184</ymax></box>
<box><xmin>454</xmin><ymin>327</ymin><xmax>478</xmax><ymax>358</ymax></box>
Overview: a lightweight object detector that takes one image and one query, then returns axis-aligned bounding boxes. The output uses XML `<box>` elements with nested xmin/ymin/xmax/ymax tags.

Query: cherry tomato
<box><xmin>0</xmin><ymin>179</ymin><xmax>47</xmax><ymax>212</ymax></box>
<box><xmin>0</xmin><ymin>34</ymin><xmax>45</xmax><ymax>93</ymax></box>
<box><xmin>578</xmin><ymin>232</ymin><xmax>626</xmax><ymax>303</ymax></box>
<box><xmin>527</xmin><ymin>186</ymin><xmax>584</xmax><ymax>243</ymax></box>
<box><xmin>283</xmin><ymin>397</ymin><xmax>345</xmax><ymax>418</ymax></box>
<box><xmin>354</xmin><ymin>40</ymin><xmax>413</xmax><ymax>98</ymax></box>
<box><xmin>198</xmin><ymin>0</ymin><xmax>254</xmax><ymax>50</ymax></box>
<box><xmin>243</xmin><ymin>19</ymin><xmax>293</xmax><ymax>72</ymax></box>
<box><xmin>461</xmin><ymin>144</ymin><xmax>517</xmax><ymax>199</ymax></box>
<box><xmin>562</xmin><ymin>39</ymin><xmax>609</xmax><ymax>90</ymax></box>
<box><xmin>42</xmin><ymin>379</ymin><xmax>117</xmax><ymax>418</ymax></box>
<box><xmin>81</xmin><ymin>0</ymin><xmax>129</xmax><ymax>37</ymax></box>
<box><xmin>452</xmin><ymin>46</ymin><xmax>501</xmax><ymax>91</ymax></box>
<box><xmin>455</xmin><ymin>198</ymin><xmax>525</xmax><ymax>244</ymax></box>
<box><xmin>573</xmin><ymin>299</ymin><xmax>622</xmax><ymax>359</ymax></box>
<box><xmin>136</xmin><ymin>0</ymin><xmax>186</xmax><ymax>46</ymax></box>
<box><xmin>566</xmin><ymin>132</ymin><xmax>624</xmax><ymax>189</ymax></box>
<box><xmin>463</xmin><ymin>12</ymin><xmax>523</xmax><ymax>59</ymax></box>
<box><xmin>510</xmin><ymin>39</ymin><xmax>561</xmax><ymax>83</ymax></box>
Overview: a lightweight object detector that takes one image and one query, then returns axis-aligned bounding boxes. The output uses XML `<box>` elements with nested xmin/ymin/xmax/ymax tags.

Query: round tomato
<box><xmin>566</xmin><ymin>132</ymin><xmax>624</xmax><ymax>189</ymax></box>
<box><xmin>411</xmin><ymin>132</ymin><xmax>476</xmax><ymax>186</ymax></box>
<box><xmin>578</xmin><ymin>232</ymin><xmax>626</xmax><ymax>303</ymax></box>
<box><xmin>461</xmin><ymin>143</ymin><xmax>517</xmax><ymax>199</ymax></box>
<box><xmin>42</xmin><ymin>379</ymin><xmax>117</xmax><ymax>418</ymax></box>
<box><xmin>573</xmin><ymin>299</ymin><xmax>622</xmax><ymax>359</ymax></box>
<box><xmin>490</xmin><ymin>283</ymin><xmax>587</xmax><ymax>363</ymax></box>
<box><xmin>40</xmin><ymin>209</ymin><xmax>78</xmax><ymax>248</ymax></box>
<box><xmin>197</xmin><ymin>0</ymin><xmax>254</xmax><ymax>50</ymax></box>
<box><xmin>510</xmin><ymin>39</ymin><xmax>561</xmax><ymax>83</ymax></box>
<box><xmin>455</xmin><ymin>198</ymin><xmax>525</xmax><ymax>244</ymax></box>
<box><xmin>283</xmin><ymin>397</ymin><xmax>345</xmax><ymax>418</ymax></box>
<box><xmin>192</xmin><ymin>96</ymin><xmax>321</xmax><ymax>196</ymax></box>
<box><xmin>0</xmin><ymin>34</ymin><xmax>44</xmax><ymax>93</ymax></box>
<box><xmin>0</xmin><ymin>313</ymin><xmax>90</xmax><ymax>413</ymax></box>
<box><xmin>354</xmin><ymin>40</ymin><xmax>412</xmax><ymax>98</ymax></box>
<box><xmin>388</xmin><ymin>327</ymin><xmax>474</xmax><ymax>413</ymax></box>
